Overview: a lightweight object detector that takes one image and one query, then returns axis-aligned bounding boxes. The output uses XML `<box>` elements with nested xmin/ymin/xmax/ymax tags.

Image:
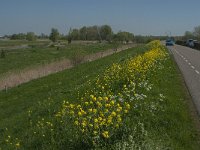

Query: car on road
<box><xmin>165</xmin><ymin>39</ymin><xmax>174</xmax><ymax>46</ymax></box>
<box><xmin>186</xmin><ymin>39</ymin><xmax>195</xmax><ymax>47</ymax></box>
<box><xmin>186</xmin><ymin>39</ymin><xmax>200</xmax><ymax>47</ymax></box>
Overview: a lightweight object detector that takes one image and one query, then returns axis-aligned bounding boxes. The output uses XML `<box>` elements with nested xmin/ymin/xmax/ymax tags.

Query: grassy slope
<box><xmin>0</xmin><ymin>42</ymin><xmax>117</xmax><ymax>75</ymax></box>
<box><xmin>0</xmin><ymin>46</ymin><xmax>146</xmax><ymax>141</ymax></box>
<box><xmin>0</xmin><ymin>45</ymin><xmax>199</xmax><ymax>149</ymax></box>
<box><xmin>142</xmin><ymin>52</ymin><xmax>200</xmax><ymax>149</ymax></box>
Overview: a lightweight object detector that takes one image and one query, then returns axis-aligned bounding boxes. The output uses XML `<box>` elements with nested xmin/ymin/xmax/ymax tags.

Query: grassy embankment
<box><xmin>0</xmin><ymin>41</ymin><xmax>119</xmax><ymax>75</ymax></box>
<box><xmin>0</xmin><ymin>42</ymin><xmax>199</xmax><ymax>149</ymax></box>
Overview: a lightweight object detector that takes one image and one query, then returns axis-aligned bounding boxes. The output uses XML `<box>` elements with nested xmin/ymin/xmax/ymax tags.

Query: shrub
<box><xmin>194</xmin><ymin>42</ymin><xmax>200</xmax><ymax>50</ymax></box>
<box><xmin>0</xmin><ymin>50</ymin><xmax>6</xmax><ymax>58</ymax></box>
<box><xmin>175</xmin><ymin>40</ymin><xmax>186</xmax><ymax>46</ymax></box>
<box><xmin>71</xmin><ymin>51</ymin><xmax>85</xmax><ymax>66</ymax></box>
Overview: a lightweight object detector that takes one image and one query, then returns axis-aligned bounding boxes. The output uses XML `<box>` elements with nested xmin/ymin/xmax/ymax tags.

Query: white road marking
<box><xmin>195</xmin><ymin>70</ymin><xmax>200</xmax><ymax>74</ymax></box>
<box><xmin>173</xmin><ymin>47</ymin><xmax>200</xmax><ymax>76</ymax></box>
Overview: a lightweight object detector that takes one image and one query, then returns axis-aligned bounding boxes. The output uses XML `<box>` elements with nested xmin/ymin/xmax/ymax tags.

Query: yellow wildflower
<box><xmin>102</xmin><ymin>131</ymin><xmax>109</xmax><ymax>138</ymax></box>
<box><xmin>124</xmin><ymin>109</ymin><xmax>128</xmax><ymax>113</ymax></box>
<box><xmin>126</xmin><ymin>103</ymin><xmax>130</xmax><ymax>109</ymax></box>
<box><xmin>111</xmin><ymin>111</ymin><xmax>116</xmax><ymax>117</ymax></box>
<box><xmin>110</xmin><ymin>100</ymin><xmax>115</xmax><ymax>105</ymax></box>
<box><xmin>74</xmin><ymin>120</ymin><xmax>79</xmax><ymax>125</ymax></box>
<box><xmin>117</xmin><ymin>117</ymin><xmax>122</xmax><ymax>123</ymax></box>
<box><xmin>15</xmin><ymin>142</ymin><xmax>20</xmax><ymax>147</ymax></box>
<box><xmin>78</xmin><ymin>111</ymin><xmax>82</xmax><ymax>116</ymax></box>
<box><xmin>98</xmin><ymin>97</ymin><xmax>103</xmax><ymax>101</ymax></box>
<box><xmin>98</xmin><ymin>117</ymin><xmax>103</xmax><ymax>121</ymax></box>
<box><xmin>105</xmin><ymin>104</ymin><xmax>111</xmax><ymax>108</ymax></box>
<box><xmin>93</xmin><ymin>109</ymin><xmax>97</xmax><ymax>113</ymax></box>
<box><xmin>94</xmin><ymin>118</ymin><xmax>98</xmax><ymax>123</ymax></box>
<box><xmin>104</xmin><ymin>96</ymin><xmax>108</xmax><ymax>101</ymax></box>
<box><xmin>93</xmin><ymin>131</ymin><xmax>98</xmax><ymax>135</ymax></box>
<box><xmin>82</xmin><ymin>122</ymin><xmax>87</xmax><ymax>127</ymax></box>
<box><xmin>70</xmin><ymin>104</ymin><xmax>75</xmax><ymax>109</ymax></box>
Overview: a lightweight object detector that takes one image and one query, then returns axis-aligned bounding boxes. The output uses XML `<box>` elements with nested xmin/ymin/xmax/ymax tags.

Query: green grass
<box><xmin>0</xmin><ymin>41</ymin><xmax>118</xmax><ymax>75</ymax></box>
<box><xmin>138</xmin><ymin>52</ymin><xmax>200</xmax><ymax>149</ymax></box>
<box><xmin>0</xmin><ymin>45</ymin><xmax>147</xmax><ymax>148</ymax></box>
<box><xmin>0</xmin><ymin>39</ymin><xmax>49</xmax><ymax>47</ymax></box>
<box><xmin>0</xmin><ymin>45</ymin><xmax>199</xmax><ymax>149</ymax></box>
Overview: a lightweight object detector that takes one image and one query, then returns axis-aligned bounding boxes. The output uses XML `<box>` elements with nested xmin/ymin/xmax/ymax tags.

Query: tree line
<box><xmin>50</xmin><ymin>25</ymin><xmax>135</xmax><ymax>43</ymax></box>
<box><xmin>7</xmin><ymin>25</ymin><xmax>135</xmax><ymax>43</ymax></box>
<box><xmin>6</xmin><ymin>24</ymin><xmax>167</xmax><ymax>43</ymax></box>
<box><xmin>10</xmin><ymin>32</ymin><xmax>37</xmax><ymax>41</ymax></box>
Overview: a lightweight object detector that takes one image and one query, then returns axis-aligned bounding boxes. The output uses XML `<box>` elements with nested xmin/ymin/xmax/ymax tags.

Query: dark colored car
<box><xmin>165</xmin><ymin>39</ymin><xmax>174</xmax><ymax>46</ymax></box>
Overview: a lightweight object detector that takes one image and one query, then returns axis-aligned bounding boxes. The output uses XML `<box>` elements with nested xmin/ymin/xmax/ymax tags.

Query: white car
<box><xmin>186</xmin><ymin>39</ymin><xmax>198</xmax><ymax>47</ymax></box>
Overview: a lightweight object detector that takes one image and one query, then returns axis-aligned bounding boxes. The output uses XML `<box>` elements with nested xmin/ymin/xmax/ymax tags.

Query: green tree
<box><xmin>114</xmin><ymin>31</ymin><xmax>134</xmax><ymax>43</ymax></box>
<box><xmin>79</xmin><ymin>26</ymin><xmax>87</xmax><ymax>40</ymax></box>
<box><xmin>100</xmin><ymin>25</ymin><xmax>113</xmax><ymax>41</ymax></box>
<box><xmin>10</xmin><ymin>33</ymin><xmax>26</xmax><ymax>40</ymax></box>
<box><xmin>183</xmin><ymin>31</ymin><xmax>194</xmax><ymax>40</ymax></box>
<box><xmin>49</xmin><ymin>28</ymin><xmax>60</xmax><ymax>42</ymax></box>
<box><xmin>26</xmin><ymin>32</ymin><xmax>36</xmax><ymax>41</ymax></box>
<box><xmin>86</xmin><ymin>26</ymin><xmax>99</xmax><ymax>40</ymax></box>
<box><xmin>70</xmin><ymin>29</ymin><xmax>80</xmax><ymax>40</ymax></box>
<box><xmin>38</xmin><ymin>33</ymin><xmax>49</xmax><ymax>39</ymax></box>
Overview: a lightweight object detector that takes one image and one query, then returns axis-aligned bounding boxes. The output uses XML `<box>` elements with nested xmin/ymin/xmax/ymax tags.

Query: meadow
<box><xmin>0</xmin><ymin>41</ymin><xmax>199</xmax><ymax>149</ymax></box>
<box><xmin>0</xmin><ymin>40</ymin><xmax>49</xmax><ymax>48</ymax></box>
<box><xmin>0</xmin><ymin>40</ymin><xmax>118</xmax><ymax>75</ymax></box>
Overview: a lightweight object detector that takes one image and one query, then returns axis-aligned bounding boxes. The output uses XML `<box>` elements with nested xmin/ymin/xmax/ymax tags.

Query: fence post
<box><xmin>5</xmin><ymin>85</ymin><xmax>7</xmax><ymax>93</ymax></box>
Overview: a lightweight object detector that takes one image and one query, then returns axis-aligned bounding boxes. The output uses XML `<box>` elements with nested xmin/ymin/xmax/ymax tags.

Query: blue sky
<box><xmin>1</xmin><ymin>0</ymin><xmax>200</xmax><ymax>36</ymax></box>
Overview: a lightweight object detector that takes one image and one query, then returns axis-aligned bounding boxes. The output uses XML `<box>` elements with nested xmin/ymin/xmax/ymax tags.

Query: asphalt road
<box><xmin>168</xmin><ymin>44</ymin><xmax>200</xmax><ymax>115</ymax></box>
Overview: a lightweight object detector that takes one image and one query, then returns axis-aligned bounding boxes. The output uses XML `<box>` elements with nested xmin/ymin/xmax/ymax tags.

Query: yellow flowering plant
<box><xmin>54</xmin><ymin>40</ymin><xmax>168</xmax><ymax>147</ymax></box>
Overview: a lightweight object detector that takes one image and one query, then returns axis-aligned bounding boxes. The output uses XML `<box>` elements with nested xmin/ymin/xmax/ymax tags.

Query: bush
<box><xmin>194</xmin><ymin>42</ymin><xmax>200</xmax><ymax>50</ymax></box>
<box><xmin>71</xmin><ymin>51</ymin><xmax>85</xmax><ymax>66</ymax></box>
<box><xmin>0</xmin><ymin>50</ymin><xmax>6</xmax><ymax>58</ymax></box>
<box><xmin>175</xmin><ymin>40</ymin><xmax>186</xmax><ymax>46</ymax></box>
<box><xmin>68</xmin><ymin>36</ymin><xmax>72</xmax><ymax>44</ymax></box>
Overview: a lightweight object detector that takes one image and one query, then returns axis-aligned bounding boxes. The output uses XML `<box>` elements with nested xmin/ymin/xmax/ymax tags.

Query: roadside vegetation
<box><xmin>0</xmin><ymin>41</ymin><xmax>199</xmax><ymax>149</ymax></box>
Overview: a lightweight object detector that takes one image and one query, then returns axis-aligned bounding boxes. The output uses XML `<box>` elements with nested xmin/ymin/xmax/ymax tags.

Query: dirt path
<box><xmin>0</xmin><ymin>44</ymin><xmax>136</xmax><ymax>91</ymax></box>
